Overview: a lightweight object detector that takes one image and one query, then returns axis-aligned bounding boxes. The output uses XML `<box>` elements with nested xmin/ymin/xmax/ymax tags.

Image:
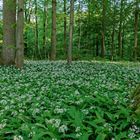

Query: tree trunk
<box><xmin>34</xmin><ymin>0</ymin><xmax>40</xmax><ymax>59</ymax></box>
<box><xmin>43</xmin><ymin>0</ymin><xmax>48</xmax><ymax>59</ymax></box>
<box><xmin>51</xmin><ymin>0</ymin><xmax>57</xmax><ymax>60</ymax></box>
<box><xmin>64</xmin><ymin>0</ymin><xmax>67</xmax><ymax>56</ymax></box>
<box><xmin>15</xmin><ymin>0</ymin><xmax>24</xmax><ymax>68</ymax></box>
<box><xmin>96</xmin><ymin>34</ymin><xmax>99</xmax><ymax>57</ymax></box>
<box><xmin>111</xmin><ymin>0</ymin><xmax>116</xmax><ymax>61</ymax></box>
<box><xmin>133</xmin><ymin>0</ymin><xmax>139</xmax><ymax>61</ymax></box>
<box><xmin>78</xmin><ymin>0</ymin><xmax>81</xmax><ymax>49</ymax></box>
<box><xmin>2</xmin><ymin>0</ymin><xmax>16</xmax><ymax>65</ymax></box>
<box><xmin>101</xmin><ymin>0</ymin><xmax>106</xmax><ymax>58</ymax></box>
<box><xmin>67</xmin><ymin>0</ymin><xmax>74</xmax><ymax>64</ymax></box>
<box><xmin>111</xmin><ymin>28</ymin><xmax>115</xmax><ymax>61</ymax></box>
<box><xmin>118</xmin><ymin>0</ymin><xmax>123</xmax><ymax>58</ymax></box>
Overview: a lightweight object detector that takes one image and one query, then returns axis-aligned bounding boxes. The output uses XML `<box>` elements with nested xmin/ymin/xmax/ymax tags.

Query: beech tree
<box><xmin>64</xmin><ymin>0</ymin><xmax>67</xmax><ymax>55</ymax></box>
<box><xmin>2</xmin><ymin>0</ymin><xmax>16</xmax><ymax>65</ymax></box>
<box><xmin>51</xmin><ymin>0</ymin><xmax>56</xmax><ymax>60</ymax></box>
<box><xmin>67</xmin><ymin>0</ymin><xmax>74</xmax><ymax>64</ymax></box>
<box><xmin>118</xmin><ymin>0</ymin><xmax>123</xmax><ymax>58</ymax></box>
<box><xmin>43</xmin><ymin>0</ymin><xmax>48</xmax><ymax>59</ymax></box>
<box><xmin>15</xmin><ymin>0</ymin><xmax>24</xmax><ymax>68</ymax></box>
<box><xmin>34</xmin><ymin>0</ymin><xmax>39</xmax><ymax>59</ymax></box>
<box><xmin>101</xmin><ymin>0</ymin><xmax>106</xmax><ymax>58</ymax></box>
<box><xmin>133</xmin><ymin>0</ymin><xmax>139</xmax><ymax>61</ymax></box>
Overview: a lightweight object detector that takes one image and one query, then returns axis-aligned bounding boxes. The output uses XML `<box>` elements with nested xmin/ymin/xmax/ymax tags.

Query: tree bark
<box><xmin>43</xmin><ymin>0</ymin><xmax>48</xmax><ymax>59</ymax></box>
<box><xmin>51</xmin><ymin>0</ymin><xmax>57</xmax><ymax>60</ymax></box>
<box><xmin>96</xmin><ymin>34</ymin><xmax>99</xmax><ymax>57</ymax></box>
<box><xmin>15</xmin><ymin>0</ymin><xmax>24</xmax><ymax>68</ymax></box>
<box><xmin>118</xmin><ymin>0</ymin><xmax>123</xmax><ymax>58</ymax></box>
<box><xmin>78</xmin><ymin>0</ymin><xmax>81</xmax><ymax>49</ymax></box>
<box><xmin>133</xmin><ymin>0</ymin><xmax>139</xmax><ymax>61</ymax></box>
<box><xmin>64</xmin><ymin>0</ymin><xmax>67</xmax><ymax>55</ymax></box>
<box><xmin>34</xmin><ymin>0</ymin><xmax>39</xmax><ymax>59</ymax></box>
<box><xmin>2</xmin><ymin>0</ymin><xmax>16</xmax><ymax>65</ymax></box>
<box><xmin>111</xmin><ymin>0</ymin><xmax>116</xmax><ymax>61</ymax></box>
<box><xmin>67</xmin><ymin>0</ymin><xmax>74</xmax><ymax>64</ymax></box>
<box><xmin>101</xmin><ymin>0</ymin><xmax>106</xmax><ymax>58</ymax></box>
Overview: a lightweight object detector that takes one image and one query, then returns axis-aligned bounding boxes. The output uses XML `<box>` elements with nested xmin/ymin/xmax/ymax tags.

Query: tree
<box><xmin>51</xmin><ymin>0</ymin><xmax>57</xmax><ymax>60</ymax></box>
<box><xmin>77</xmin><ymin>0</ymin><xmax>82</xmax><ymax>49</ymax></box>
<box><xmin>118</xmin><ymin>0</ymin><xmax>123</xmax><ymax>58</ymax></box>
<box><xmin>133</xmin><ymin>0</ymin><xmax>139</xmax><ymax>61</ymax></box>
<box><xmin>67</xmin><ymin>0</ymin><xmax>74</xmax><ymax>64</ymax></box>
<box><xmin>2</xmin><ymin>0</ymin><xmax>16</xmax><ymax>65</ymax></box>
<box><xmin>101</xmin><ymin>0</ymin><xmax>106</xmax><ymax>58</ymax></box>
<box><xmin>43</xmin><ymin>0</ymin><xmax>48</xmax><ymax>59</ymax></box>
<box><xmin>111</xmin><ymin>0</ymin><xmax>116</xmax><ymax>61</ymax></box>
<box><xmin>34</xmin><ymin>0</ymin><xmax>39</xmax><ymax>59</ymax></box>
<box><xmin>15</xmin><ymin>0</ymin><xmax>24</xmax><ymax>68</ymax></box>
<box><xmin>64</xmin><ymin>0</ymin><xmax>67</xmax><ymax>55</ymax></box>
<box><xmin>131</xmin><ymin>84</ymin><xmax>140</xmax><ymax>117</ymax></box>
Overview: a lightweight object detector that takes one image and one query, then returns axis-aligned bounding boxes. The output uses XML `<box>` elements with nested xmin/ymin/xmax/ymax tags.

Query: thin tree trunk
<box><xmin>118</xmin><ymin>0</ymin><xmax>123</xmax><ymax>58</ymax></box>
<box><xmin>15</xmin><ymin>0</ymin><xmax>24</xmax><ymax>68</ymax></box>
<box><xmin>43</xmin><ymin>0</ymin><xmax>48</xmax><ymax>59</ymax></box>
<box><xmin>96</xmin><ymin>34</ymin><xmax>99</xmax><ymax>57</ymax></box>
<box><xmin>25</xmin><ymin>0</ymin><xmax>32</xmax><ymax>23</ymax></box>
<box><xmin>111</xmin><ymin>0</ymin><xmax>116</xmax><ymax>61</ymax></box>
<box><xmin>34</xmin><ymin>0</ymin><xmax>39</xmax><ymax>59</ymax></box>
<box><xmin>87</xmin><ymin>1</ymin><xmax>91</xmax><ymax>48</ymax></box>
<box><xmin>111</xmin><ymin>28</ymin><xmax>115</xmax><ymax>61</ymax></box>
<box><xmin>101</xmin><ymin>0</ymin><xmax>106</xmax><ymax>58</ymax></box>
<box><xmin>51</xmin><ymin>0</ymin><xmax>57</xmax><ymax>60</ymax></box>
<box><xmin>133</xmin><ymin>0</ymin><xmax>139</xmax><ymax>61</ymax></box>
<box><xmin>67</xmin><ymin>0</ymin><xmax>74</xmax><ymax>64</ymax></box>
<box><xmin>2</xmin><ymin>0</ymin><xmax>16</xmax><ymax>65</ymax></box>
<box><xmin>78</xmin><ymin>0</ymin><xmax>81</xmax><ymax>49</ymax></box>
<box><xmin>64</xmin><ymin>0</ymin><xmax>67</xmax><ymax>55</ymax></box>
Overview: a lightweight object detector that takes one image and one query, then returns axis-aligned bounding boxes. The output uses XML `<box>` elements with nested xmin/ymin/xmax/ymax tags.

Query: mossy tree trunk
<box><xmin>131</xmin><ymin>85</ymin><xmax>140</xmax><ymax>116</ymax></box>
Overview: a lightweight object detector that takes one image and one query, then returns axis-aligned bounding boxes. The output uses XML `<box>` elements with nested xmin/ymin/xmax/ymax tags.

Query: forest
<box><xmin>0</xmin><ymin>0</ymin><xmax>140</xmax><ymax>140</ymax></box>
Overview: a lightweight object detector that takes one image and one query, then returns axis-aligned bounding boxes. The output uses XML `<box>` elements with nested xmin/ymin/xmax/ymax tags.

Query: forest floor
<box><xmin>0</xmin><ymin>61</ymin><xmax>140</xmax><ymax>140</ymax></box>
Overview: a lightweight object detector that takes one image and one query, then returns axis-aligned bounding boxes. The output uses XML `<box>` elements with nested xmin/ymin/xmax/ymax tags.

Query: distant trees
<box><xmin>0</xmin><ymin>0</ymin><xmax>140</xmax><ymax>65</ymax></box>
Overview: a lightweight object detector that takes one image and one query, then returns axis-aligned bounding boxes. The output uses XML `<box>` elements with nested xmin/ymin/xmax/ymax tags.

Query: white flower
<box><xmin>54</xmin><ymin>108</ymin><xmax>66</xmax><ymax>114</ymax></box>
<box><xmin>13</xmin><ymin>135</ymin><xmax>23</xmax><ymax>140</ymax></box>
<box><xmin>81</xmin><ymin>109</ymin><xmax>89</xmax><ymax>115</ymax></box>
<box><xmin>76</xmin><ymin>133</ymin><xmax>82</xmax><ymax>138</ymax></box>
<box><xmin>58</xmin><ymin>125</ymin><xmax>68</xmax><ymax>133</ymax></box>
<box><xmin>0</xmin><ymin>123</ymin><xmax>6</xmax><ymax>129</ymax></box>
<box><xmin>46</xmin><ymin>119</ymin><xmax>61</xmax><ymax>128</ymax></box>
<box><xmin>128</xmin><ymin>133</ymin><xmax>136</xmax><ymax>139</ymax></box>
<box><xmin>75</xmin><ymin>90</ymin><xmax>80</xmax><ymax>95</ymax></box>
<box><xmin>75</xmin><ymin>126</ymin><xmax>80</xmax><ymax>132</ymax></box>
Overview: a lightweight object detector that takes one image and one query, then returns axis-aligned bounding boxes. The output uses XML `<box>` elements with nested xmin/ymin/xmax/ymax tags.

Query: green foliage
<box><xmin>131</xmin><ymin>84</ymin><xmax>140</xmax><ymax>117</ymax></box>
<box><xmin>23</xmin><ymin>0</ymin><xmax>140</xmax><ymax>61</ymax></box>
<box><xmin>0</xmin><ymin>61</ymin><xmax>140</xmax><ymax>139</ymax></box>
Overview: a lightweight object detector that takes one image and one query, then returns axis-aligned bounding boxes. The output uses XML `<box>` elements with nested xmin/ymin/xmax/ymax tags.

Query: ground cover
<box><xmin>0</xmin><ymin>61</ymin><xmax>140</xmax><ymax>140</ymax></box>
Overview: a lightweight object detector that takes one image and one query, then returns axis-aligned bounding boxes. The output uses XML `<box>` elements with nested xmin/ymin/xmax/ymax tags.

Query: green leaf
<box><xmin>96</xmin><ymin>134</ymin><xmax>106</xmax><ymax>140</ymax></box>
